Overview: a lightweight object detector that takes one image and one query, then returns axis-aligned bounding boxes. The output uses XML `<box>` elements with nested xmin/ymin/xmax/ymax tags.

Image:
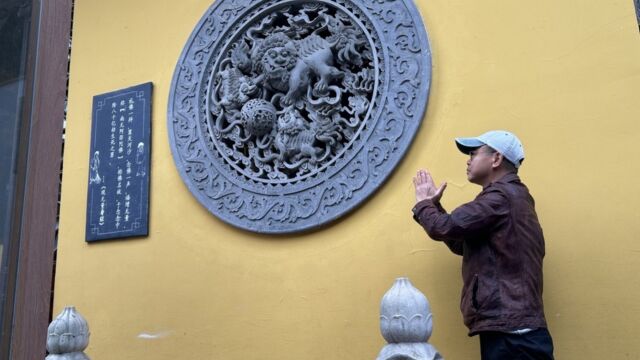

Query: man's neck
<box><xmin>481</xmin><ymin>169</ymin><xmax>513</xmax><ymax>189</ymax></box>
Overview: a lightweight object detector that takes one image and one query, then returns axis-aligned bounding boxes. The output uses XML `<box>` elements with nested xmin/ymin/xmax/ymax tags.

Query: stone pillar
<box><xmin>376</xmin><ymin>277</ymin><xmax>443</xmax><ymax>360</ymax></box>
<box><xmin>45</xmin><ymin>306</ymin><xmax>90</xmax><ymax>360</ymax></box>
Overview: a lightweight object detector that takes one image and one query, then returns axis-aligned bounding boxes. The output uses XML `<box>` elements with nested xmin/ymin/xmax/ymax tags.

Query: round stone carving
<box><xmin>168</xmin><ymin>0</ymin><xmax>432</xmax><ymax>233</ymax></box>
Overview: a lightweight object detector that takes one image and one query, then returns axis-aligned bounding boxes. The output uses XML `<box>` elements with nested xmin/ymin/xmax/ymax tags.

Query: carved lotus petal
<box><xmin>380</xmin><ymin>278</ymin><xmax>433</xmax><ymax>343</ymax></box>
<box><xmin>46</xmin><ymin>306</ymin><xmax>90</xmax><ymax>355</ymax></box>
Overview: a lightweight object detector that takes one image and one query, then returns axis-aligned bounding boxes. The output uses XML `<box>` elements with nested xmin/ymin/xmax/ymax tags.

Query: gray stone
<box><xmin>168</xmin><ymin>0</ymin><xmax>432</xmax><ymax>233</ymax></box>
<box><xmin>377</xmin><ymin>343</ymin><xmax>442</xmax><ymax>360</ymax></box>
<box><xmin>377</xmin><ymin>278</ymin><xmax>443</xmax><ymax>360</ymax></box>
<box><xmin>46</xmin><ymin>306</ymin><xmax>90</xmax><ymax>360</ymax></box>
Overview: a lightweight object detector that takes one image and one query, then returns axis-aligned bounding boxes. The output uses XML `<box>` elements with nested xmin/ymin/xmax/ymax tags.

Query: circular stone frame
<box><xmin>168</xmin><ymin>0</ymin><xmax>432</xmax><ymax>234</ymax></box>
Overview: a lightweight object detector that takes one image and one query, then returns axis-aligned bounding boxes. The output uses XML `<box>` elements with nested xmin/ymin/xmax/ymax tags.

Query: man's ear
<box><xmin>492</xmin><ymin>152</ymin><xmax>504</xmax><ymax>169</ymax></box>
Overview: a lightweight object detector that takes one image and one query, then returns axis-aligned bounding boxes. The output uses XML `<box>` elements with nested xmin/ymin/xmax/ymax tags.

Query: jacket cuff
<box><xmin>412</xmin><ymin>199</ymin><xmax>440</xmax><ymax>223</ymax></box>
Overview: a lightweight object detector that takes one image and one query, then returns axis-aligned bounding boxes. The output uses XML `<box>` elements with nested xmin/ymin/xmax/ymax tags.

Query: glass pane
<box><xmin>0</xmin><ymin>0</ymin><xmax>34</xmax><ymax>346</ymax></box>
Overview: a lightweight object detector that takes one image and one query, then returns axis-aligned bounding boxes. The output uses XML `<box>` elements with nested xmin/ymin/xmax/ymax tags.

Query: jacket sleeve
<box><xmin>412</xmin><ymin>188</ymin><xmax>509</xmax><ymax>255</ymax></box>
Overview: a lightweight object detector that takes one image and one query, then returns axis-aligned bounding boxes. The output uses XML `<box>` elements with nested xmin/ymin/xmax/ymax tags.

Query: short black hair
<box><xmin>486</xmin><ymin>146</ymin><xmax>519</xmax><ymax>174</ymax></box>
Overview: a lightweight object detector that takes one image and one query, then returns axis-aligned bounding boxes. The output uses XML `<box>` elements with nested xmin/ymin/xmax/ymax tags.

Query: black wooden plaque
<box><xmin>85</xmin><ymin>82</ymin><xmax>152</xmax><ymax>242</ymax></box>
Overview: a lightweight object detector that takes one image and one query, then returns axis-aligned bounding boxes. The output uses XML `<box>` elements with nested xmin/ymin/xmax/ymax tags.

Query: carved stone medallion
<box><xmin>168</xmin><ymin>0</ymin><xmax>432</xmax><ymax>233</ymax></box>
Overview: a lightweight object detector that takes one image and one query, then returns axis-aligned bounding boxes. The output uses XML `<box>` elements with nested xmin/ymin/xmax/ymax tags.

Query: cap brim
<box><xmin>455</xmin><ymin>137</ymin><xmax>485</xmax><ymax>154</ymax></box>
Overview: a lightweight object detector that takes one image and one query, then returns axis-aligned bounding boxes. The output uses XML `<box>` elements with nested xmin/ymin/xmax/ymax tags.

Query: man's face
<box><xmin>466</xmin><ymin>145</ymin><xmax>497</xmax><ymax>184</ymax></box>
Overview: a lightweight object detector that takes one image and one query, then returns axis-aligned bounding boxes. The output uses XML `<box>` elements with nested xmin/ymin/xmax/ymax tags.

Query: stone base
<box><xmin>376</xmin><ymin>343</ymin><xmax>443</xmax><ymax>360</ymax></box>
<box><xmin>46</xmin><ymin>352</ymin><xmax>90</xmax><ymax>360</ymax></box>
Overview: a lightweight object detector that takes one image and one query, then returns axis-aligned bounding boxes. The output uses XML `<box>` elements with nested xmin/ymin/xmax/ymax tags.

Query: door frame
<box><xmin>5</xmin><ymin>0</ymin><xmax>72</xmax><ymax>358</ymax></box>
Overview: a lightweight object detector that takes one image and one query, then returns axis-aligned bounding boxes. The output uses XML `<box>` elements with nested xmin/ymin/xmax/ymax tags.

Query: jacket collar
<box><xmin>484</xmin><ymin>172</ymin><xmax>520</xmax><ymax>190</ymax></box>
<box><xmin>494</xmin><ymin>172</ymin><xmax>520</xmax><ymax>184</ymax></box>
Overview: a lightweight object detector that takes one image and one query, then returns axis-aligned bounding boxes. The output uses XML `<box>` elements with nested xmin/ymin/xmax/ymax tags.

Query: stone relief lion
<box><xmin>208</xmin><ymin>3</ymin><xmax>374</xmax><ymax>180</ymax></box>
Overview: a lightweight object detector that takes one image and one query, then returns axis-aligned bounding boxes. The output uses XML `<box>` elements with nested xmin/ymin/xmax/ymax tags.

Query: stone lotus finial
<box><xmin>46</xmin><ymin>306</ymin><xmax>90</xmax><ymax>360</ymax></box>
<box><xmin>377</xmin><ymin>278</ymin><xmax>443</xmax><ymax>360</ymax></box>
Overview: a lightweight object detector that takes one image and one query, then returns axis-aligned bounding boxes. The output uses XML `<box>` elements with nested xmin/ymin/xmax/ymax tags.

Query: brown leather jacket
<box><xmin>412</xmin><ymin>173</ymin><xmax>548</xmax><ymax>336</ymax></box>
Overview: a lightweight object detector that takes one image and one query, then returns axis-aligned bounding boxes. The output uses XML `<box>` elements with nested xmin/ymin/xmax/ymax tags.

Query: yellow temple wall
<box><xmin>55</xmin><ymin>0</ymin><xmax>640</xmax><ymax>358</ymax></box>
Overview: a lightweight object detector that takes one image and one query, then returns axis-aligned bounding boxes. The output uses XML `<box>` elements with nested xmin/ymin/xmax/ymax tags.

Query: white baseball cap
<box><xmin>455</xmin><ymin>130</ymin><xmax>525</xmax><ymax>168</ymax></box>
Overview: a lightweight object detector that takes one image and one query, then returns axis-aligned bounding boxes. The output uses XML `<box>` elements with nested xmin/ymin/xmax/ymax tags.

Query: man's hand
<box><xmin>413</xmin><ymin>169</ymin><xmax>447</xmax><ymax>204</ymax></box>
